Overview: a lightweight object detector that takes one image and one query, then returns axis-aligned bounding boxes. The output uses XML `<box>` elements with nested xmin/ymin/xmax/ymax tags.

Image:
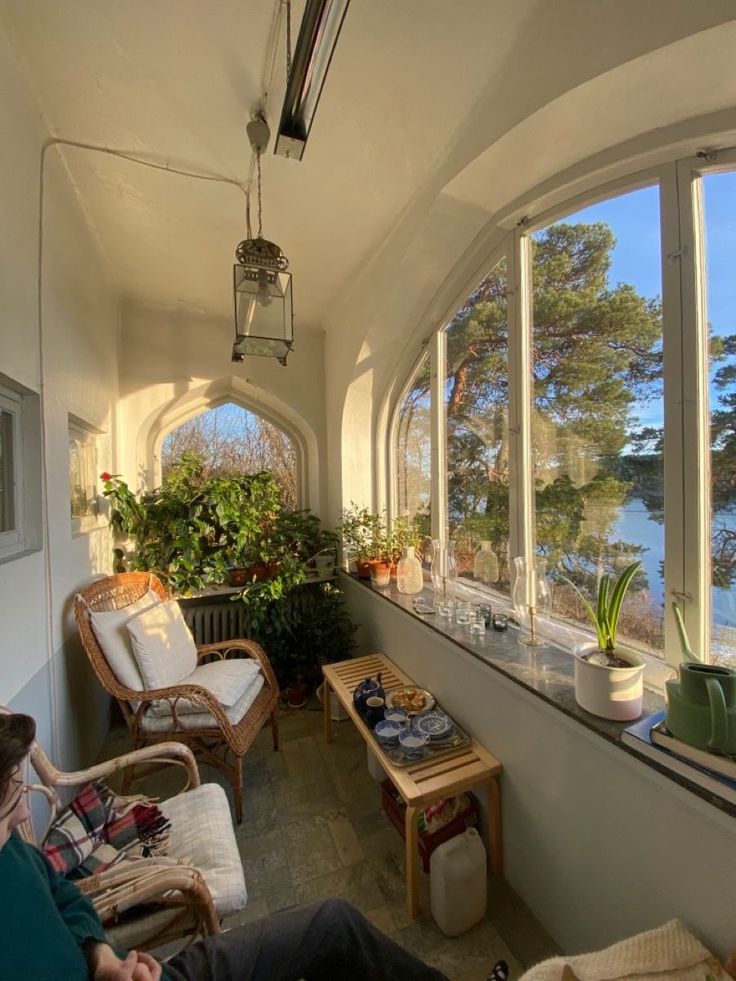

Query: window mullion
<box><xmin>508</xmin><ymin>230</ymin><xmax>533</xmax><ymax>565</ymax></box>
<box><xmin>429</xmin><ymin>330</ymin><xmax>447</xmax><ymax>544</ymax></box>
<box><xmin>673</xmin><ymin>159</ymin><xmax>710</xmax><ymax>662</ymax></box>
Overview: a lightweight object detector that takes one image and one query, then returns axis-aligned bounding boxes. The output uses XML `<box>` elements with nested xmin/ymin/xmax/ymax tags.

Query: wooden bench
<box><xmin>322</xmin><ymin>652</ymin><xmax>503</xmax><ymax>917</ymax></box>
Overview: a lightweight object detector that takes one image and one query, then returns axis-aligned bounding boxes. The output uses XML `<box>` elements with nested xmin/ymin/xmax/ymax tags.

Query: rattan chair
<box><xmin>74</xmin><ymin>572</ymin><xmax>279</xmax><ymax>822</ymax></box>
<box><xmin>1</xmin><ymin>712</ymin><xmax>243</xmax><ymax>951</ymax></box>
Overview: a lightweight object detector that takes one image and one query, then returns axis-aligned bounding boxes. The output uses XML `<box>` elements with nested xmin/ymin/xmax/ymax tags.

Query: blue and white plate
<box><xmin>414</xmin><ymin>710</ymin><xmax>454</xmax><ymax>740</ymax></box>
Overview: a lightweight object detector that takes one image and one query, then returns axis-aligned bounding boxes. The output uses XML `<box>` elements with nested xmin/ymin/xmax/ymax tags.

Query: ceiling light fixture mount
<box><xmin>232</xmin><ymin>112</ymin><xmax>293</xmax><ymax>366</ymax></box>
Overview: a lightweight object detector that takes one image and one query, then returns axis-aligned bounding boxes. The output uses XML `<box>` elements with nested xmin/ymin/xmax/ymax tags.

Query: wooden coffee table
<box><xmin>322</xmin><ymin>652</ymin><xmax>503</xmax><ymax>917</ymax></box>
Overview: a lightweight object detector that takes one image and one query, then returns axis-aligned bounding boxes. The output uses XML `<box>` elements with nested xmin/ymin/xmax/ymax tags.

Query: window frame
<box><xmin>68</xmin><ymin>416</ymin><xmax>105</xmax><ymax>535</ymax></box>
<box><xmin>0</xmin><ymin>387</ymin><xmax>24</xmax><ymax>557</ymax></box>
<box><xmin>389</xmin><ymin>150</ymin><xmax>736</xmax><ymax>673</ymax></box>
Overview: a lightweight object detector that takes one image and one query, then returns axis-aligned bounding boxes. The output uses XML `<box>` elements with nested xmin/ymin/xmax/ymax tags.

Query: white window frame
<box><xmin>0</xmin><ymin>388</ymin><xmax>23</xmax><ymax>557</ymax></box>
<box><xmin>68</xmin><ymin>416</ymin><xmax>105</xmax><ymax>535</ymax></box>
<box><xmin>388</xmin><ymin>148</ymin><xmax>736</xmax><ymax>676</ymax></box>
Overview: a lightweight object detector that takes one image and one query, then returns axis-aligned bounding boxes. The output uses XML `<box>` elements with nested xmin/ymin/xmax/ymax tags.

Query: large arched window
<box><xmin>163</xmin><ymin>402</ymin><xmax>298</xmax><ymax>508</ymax></box>
<box><xmin>390</xmin><ymin>149</ymin><xmax>736</xmax><ymax>669</ymax></box>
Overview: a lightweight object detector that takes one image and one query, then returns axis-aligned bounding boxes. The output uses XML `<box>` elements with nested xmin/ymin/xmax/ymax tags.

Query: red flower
<box><xmin>100</xmin><ymin>472</ymin><xmax>112</xmax><ymax>482</ymax></box>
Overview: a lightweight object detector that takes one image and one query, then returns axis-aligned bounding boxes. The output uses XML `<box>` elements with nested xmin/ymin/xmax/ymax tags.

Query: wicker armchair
<box><xmin>74</xmin><ymin>572</ymin><xmax>279</xmax><ymax>822</ymax></box>
<box><xmin>1</xmin><ymin>713</ymin><xmax>246</xmax><ymax>951</ymax></box>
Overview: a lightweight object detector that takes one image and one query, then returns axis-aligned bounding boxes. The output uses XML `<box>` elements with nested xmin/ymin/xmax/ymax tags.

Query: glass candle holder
<box><xmin>455</xmin><ymin>601</ymin><xmax>472</xmax><ymax>625</ymax></box>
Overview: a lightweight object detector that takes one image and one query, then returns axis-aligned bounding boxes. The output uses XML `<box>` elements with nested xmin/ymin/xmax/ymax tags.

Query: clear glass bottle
<box><xmin>396</xmin><ymin>546</ymin><xmax>423</xmax><ymax>594</ymax></box>
<box><xmin>473</xmin><ymin>541</ymin><xmax>499</xmax><ymax>584</ymax></box>
<box><xmin>512</xmin><ymin>555</ymin><xmax>552</xmax><ymax>646</ymax></box>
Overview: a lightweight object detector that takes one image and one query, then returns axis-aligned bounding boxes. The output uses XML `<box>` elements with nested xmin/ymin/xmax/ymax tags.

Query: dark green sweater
<box><xmin>0</xmin><ymin>831</ymin><xmax>170</xmax><ymax>980</ymax></box>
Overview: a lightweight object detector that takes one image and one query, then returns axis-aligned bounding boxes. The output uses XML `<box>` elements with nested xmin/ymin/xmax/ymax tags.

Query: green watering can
<box><xmin>667</xmin><ymin>603</ymin><xmax>736</xmax><ymax>755</ymax></box>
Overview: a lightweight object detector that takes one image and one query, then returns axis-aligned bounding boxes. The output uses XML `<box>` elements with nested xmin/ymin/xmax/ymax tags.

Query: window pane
<box><xmin>69</xmin><ymin>430</ymin><xmax>98</xmax><ymax>519</ymax></box>
<box><xmin>396</xmin><ymin>355</ymin><xmax>431</xmax><ymax>538</ymax></box>
<box><xmin>445</xmin><ymin>257</ymin><xmax>510</xmax><ymax>594</ymax></box>
<box><xmin>162</xmin><ymin>403</ymin><xmax>298</xmax><ymax>509</ymax></box>
<box><xmin>0</xmin><ymin>409</ymin><xmax>15</xmax><ymax>533</ymax></box>
<box><xmin>702</xmin><ymin>171</ymin><xmax>736</xmax><ymax>667</ymax></box>
<box><xmin>531</xmin><ymin>187</ymin><xmax>665</xmax><ymax>655</ymax></box>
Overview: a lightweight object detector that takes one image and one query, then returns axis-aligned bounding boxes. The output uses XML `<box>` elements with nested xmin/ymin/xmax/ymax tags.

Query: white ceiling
<box><xmin>0</xmin><ymin>0</ymin><xmax>539</xmax><ymax>331</ymax></box>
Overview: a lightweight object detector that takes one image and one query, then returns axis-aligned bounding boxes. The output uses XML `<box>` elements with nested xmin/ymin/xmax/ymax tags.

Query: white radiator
<box><xmin>181</xmin><ymin>601</ymin><xmax>248</xmax><ymax>645</ymax></box>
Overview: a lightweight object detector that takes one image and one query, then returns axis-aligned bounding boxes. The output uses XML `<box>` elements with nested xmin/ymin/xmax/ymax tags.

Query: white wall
<box><xmin>344</xmin><ymin>578</ymin><xmax>736</xmax><ymax>959</ymax></box>
<box><xmin>117</xmin><ymin>302</ymin><xmax>328</xmax><ymax>515</ymax></box>
<box><xmin>323</xmin><ymin>7</ymin><xmax>736</xmax><ymax>521</ymax></box>
<box><xmin>0</xmin><ymin>30</ymin><xmax>120</xmax><ymax>768</ymax></box>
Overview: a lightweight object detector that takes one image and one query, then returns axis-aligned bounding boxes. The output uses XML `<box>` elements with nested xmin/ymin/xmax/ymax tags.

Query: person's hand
<box><xmin>88</xmin><ymin>942</ymin><xmax>162</xmax><ymax>980</ymax></box>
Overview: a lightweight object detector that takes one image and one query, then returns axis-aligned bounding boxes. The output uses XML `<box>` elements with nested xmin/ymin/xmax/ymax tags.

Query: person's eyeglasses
<box><xmin>0</xmin><ymin>776</ymin><xmax>28</xmax><ymax>820</ymax></box>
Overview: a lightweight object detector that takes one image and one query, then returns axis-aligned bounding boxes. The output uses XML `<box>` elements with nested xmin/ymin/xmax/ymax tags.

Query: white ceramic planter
<box><xmin>574</xmin><ymin>643</ymin><xmax>645</xmax><ymax>721</ymax></box>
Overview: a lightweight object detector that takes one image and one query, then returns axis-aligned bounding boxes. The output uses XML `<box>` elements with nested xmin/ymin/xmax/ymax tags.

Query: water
<box><xmin>613</xmin><ymin>499</ymin><xmax>736</xmax><ymax>629</ymax></box>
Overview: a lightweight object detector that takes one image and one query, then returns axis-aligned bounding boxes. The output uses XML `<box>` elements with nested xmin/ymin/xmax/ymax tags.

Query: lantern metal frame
<box><xmin>232</xmin><ymin>114</ymin><xmax>294</xmax><ymax>366</ymax></box>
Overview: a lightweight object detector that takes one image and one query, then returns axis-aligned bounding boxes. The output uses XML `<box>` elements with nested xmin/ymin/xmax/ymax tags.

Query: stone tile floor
<box><xmin>101</xmin><ymin>702</ymin><xmax>559</xmax><ymax>980</ymax></box>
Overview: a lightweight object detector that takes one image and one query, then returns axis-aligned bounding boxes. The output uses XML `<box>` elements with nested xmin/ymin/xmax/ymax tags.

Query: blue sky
<box><xmin>559</xmin><ymin>174</ymin><xmax>736</xmax><ymax>428</ymax></box>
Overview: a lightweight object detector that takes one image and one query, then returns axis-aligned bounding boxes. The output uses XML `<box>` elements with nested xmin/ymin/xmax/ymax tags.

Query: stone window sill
<box><xmin>341</xmin><ymin>571</ymin><xmax>736</xmax><ymax>820</ymax></box>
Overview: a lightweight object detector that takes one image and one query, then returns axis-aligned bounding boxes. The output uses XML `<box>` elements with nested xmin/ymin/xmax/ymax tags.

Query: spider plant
<box><xmin>565</xmin><ymin>560</ymin><xmax>642</xmax><ymax>661</ymax></box>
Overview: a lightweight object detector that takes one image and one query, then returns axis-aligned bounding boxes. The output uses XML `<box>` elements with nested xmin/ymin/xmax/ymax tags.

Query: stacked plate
<box><xmin>413</xmin><ymin>710</ymin><xmax>455</xmax><ymax>741</ymax></box>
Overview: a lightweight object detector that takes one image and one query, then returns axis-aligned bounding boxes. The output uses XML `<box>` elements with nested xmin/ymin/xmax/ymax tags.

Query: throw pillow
<box><xmin>89</xmin><ymin>589</ymin><xmax>161</xmax><ymax>691</ymax></box>
<box><xmin>127</xmin><ymin>599</ymin><xmax>198</xmax><ymax>690</ymax></box>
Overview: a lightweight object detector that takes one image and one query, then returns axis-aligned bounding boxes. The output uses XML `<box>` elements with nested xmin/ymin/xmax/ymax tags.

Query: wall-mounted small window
<box><xmin>0</xmin><ymin>376</ymin><xmax>41</xmax><ymax>562</ymax></box>
<box><xmin>68</xmin><ymin>417</ymin><xmax>104</xmax><ymax>533</ymax></box>
<box><xmin>0</xmin><ymin>390</ymin><xmax>22</xmax><ymax>550</ymax></box>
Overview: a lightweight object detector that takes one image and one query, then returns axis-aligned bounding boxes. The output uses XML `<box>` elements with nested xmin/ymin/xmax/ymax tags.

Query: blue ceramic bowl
<box><xmin>374</xmin><ymin>719</ymin><xmax>402</xmax><ymax>746</ymax></box>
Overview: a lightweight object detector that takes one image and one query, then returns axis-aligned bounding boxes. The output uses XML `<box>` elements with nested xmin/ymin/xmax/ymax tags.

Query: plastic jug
<box><xmin>430</xmin><ymin>827</ymin><xmax>487</xmax><ymax>936</ymax></box>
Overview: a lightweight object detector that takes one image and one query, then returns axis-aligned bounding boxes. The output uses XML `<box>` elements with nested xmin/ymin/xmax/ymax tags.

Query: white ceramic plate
<box><xmin>385</xmin><ymin>686</ymin><xmax>435</xmax><ymax>715</ymax></box>
<box><xmin>414</xmin><ymin>710</ymin><xmax>454</xmax><ymax>740</ymax></box>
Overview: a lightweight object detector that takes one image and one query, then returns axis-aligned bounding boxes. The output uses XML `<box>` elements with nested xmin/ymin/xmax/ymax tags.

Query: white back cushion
<box><xmin>89</xmin><ymin>589</ymin><xmax>161</xmax><ymax>691</ymax></box>
<box><xmin>127</xmin><ymin>599</ymin><xmax>198</xmax><ymax>690</ymax></box>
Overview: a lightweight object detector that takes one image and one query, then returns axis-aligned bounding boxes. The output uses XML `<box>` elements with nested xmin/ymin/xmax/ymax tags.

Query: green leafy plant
<box><xmin>387</xmin><ymin>514</ymin><xmax>423</xmax><ymax>563</ymax></box>
<box><xmin>101</xmin><ymin>456</ymin><xmax>354</xmax><ymax>686</ymax></box>
<box><xmin>338</xmin><ymin>504</ymin><xmax>390</xmax><ymax>563</ymax></box>
<box><xmin>564</xmin><ymin>560</ymin><xmax>642</xmax><ymax>659</ymax></box>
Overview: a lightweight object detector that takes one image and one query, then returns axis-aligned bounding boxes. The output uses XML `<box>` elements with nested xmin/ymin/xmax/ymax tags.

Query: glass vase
<box><xmin>473</xmin><ymin>540</ymin><xmax>499</xmax><ymax>584</ymax></box>
<box><xmin>396</xmin><ymin>546</ymin><xmax>423</xmax><ymax>594</ymax></box>
<box><xmin>512</xmin><ymin>556</ymin><xmax>552</xmax><ymax>646</ymax></box>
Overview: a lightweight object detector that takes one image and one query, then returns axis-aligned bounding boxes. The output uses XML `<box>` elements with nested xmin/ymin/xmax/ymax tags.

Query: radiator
<box><xmin>181</xmin><ymin>600</ymin><xmax>248</xmax><ymax>646</ymax></box>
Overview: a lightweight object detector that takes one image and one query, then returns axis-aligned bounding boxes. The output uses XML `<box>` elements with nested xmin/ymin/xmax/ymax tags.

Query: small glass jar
<box><xmin>396</xmin><ymin>546</ymin><xmax>423</xmax><ymax>594</ymax></box>
<box><xmin>455</xmin><ymin>600</ymin><xmax>472</xmax><ymax>625</ymax></box>
<box><xmin>468</xmin><ymin>610</ymin><xmax>486</xmax><ymax>635</ymax></box>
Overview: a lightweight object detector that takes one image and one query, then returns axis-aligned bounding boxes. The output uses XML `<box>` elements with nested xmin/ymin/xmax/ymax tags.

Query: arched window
<box><xmin>162</xmin><ymin>402</ymin><xmax>298</xmax><ymax>508</ymax></box>
<box><xmin>390</xmin><ymin>149</ymin><xmax>736</xmax><ymax>668</ymax></box>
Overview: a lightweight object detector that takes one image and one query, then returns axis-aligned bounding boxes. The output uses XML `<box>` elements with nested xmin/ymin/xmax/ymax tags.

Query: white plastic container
<box><xmin>430</xmin><ymin>827</ymin><xmax>487</xmax><ymax>936</ymax></box>
<box><xmin>366</xmin><ymin>744</ymin><xmax>386</xmax><ymax>783</ymax></box>
<box><xmin>316</xmin><ymin>681</ymin><xmax>350</xmax><ymax>721</ymax></box>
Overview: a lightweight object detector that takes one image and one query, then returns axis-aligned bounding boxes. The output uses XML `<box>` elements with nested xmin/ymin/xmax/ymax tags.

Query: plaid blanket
<box><xmin>43</xmin><ymin>781</ymin><xmax>170</xmax><ymax>879</ymax></box>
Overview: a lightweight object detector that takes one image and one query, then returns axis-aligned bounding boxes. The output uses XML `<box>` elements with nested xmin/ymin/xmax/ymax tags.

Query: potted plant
<box><xmin>338</xmin><ymin>504</ymin><xmax>387</xmax><ymax>580</ymax></box>
<box><xmin>564</xmin><ymin>560</ymin><xmax>646</xmax><ymax>721</ymax></box>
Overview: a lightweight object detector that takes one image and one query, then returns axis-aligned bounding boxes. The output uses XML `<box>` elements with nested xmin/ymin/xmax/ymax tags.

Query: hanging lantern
<box><xmin>232</xmin><ymin>115</ymin><xmax>294</xmax><ymax>366</ymax></box>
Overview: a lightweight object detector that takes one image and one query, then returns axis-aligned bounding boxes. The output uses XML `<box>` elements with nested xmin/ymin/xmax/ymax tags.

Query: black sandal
<box><xmin>487</xmin><ymin>959</ymin><xmax>509</xmax><ymax>981</ymax></box>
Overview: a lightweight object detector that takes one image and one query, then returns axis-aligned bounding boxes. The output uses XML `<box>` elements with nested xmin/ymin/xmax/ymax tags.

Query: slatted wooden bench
<box><xmin>322</xmin><ymin>652</ymin><xmax>503</xmax><ymax>917</ymax></box>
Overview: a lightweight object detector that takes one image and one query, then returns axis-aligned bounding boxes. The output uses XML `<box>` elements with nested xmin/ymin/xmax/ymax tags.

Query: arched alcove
<box><xmin>133</xmin><ymin>376</ymin><xmax>320</xmax><ymax>509</ymax></box>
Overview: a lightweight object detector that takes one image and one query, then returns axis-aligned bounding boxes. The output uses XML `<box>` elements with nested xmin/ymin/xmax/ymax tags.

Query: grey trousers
<box><xmin>165</xmin><ymin>898</ymin><xmax>449</xmax><ymax>981</ymax></box>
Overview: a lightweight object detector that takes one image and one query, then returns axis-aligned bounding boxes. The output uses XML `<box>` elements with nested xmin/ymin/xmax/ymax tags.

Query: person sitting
<box><xmin>0</xmin><ymin>712</ymin><xmax>508</xmax><ymax>981</ymax></box>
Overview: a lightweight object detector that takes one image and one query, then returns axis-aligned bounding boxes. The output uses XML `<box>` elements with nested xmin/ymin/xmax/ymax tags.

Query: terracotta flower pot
<box><xmin>285</xmin><ymin>681</ymin><xmax>308</xmax><ymax>709</ymax></box>
<box><xmin>369</xmin><ymin>560</ymin><xmax>392</xmax><ymax>588</ymax></box>
<box><xmin>354</xmin><ymin>560</ymin><xmax>372</xmax><ymax>580</ymax></box>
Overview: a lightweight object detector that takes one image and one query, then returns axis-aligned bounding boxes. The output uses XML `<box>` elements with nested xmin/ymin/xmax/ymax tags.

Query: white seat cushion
<box><xmin>140</xmin><ymin>673</ymin><xmax>265</xmax><ymax>732</ymax></box>
<box><xmin>148</xmin><ymin>658</ymin><xmax>262</xmax><ymax>717</ymax></box>
<box><xmin>158</xmin><ymin>783</ymin><xmax>246</xmax><ymax>916</ymax></box>
<box><xmin>127</xmin><ymin>600</ymin><xmax>198</xmax><ymax>690</ymax></box>
<box><xmin>89</xmin><ymin>590</ymin><xmax>161</xmax><ymax>691</ymax></box>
